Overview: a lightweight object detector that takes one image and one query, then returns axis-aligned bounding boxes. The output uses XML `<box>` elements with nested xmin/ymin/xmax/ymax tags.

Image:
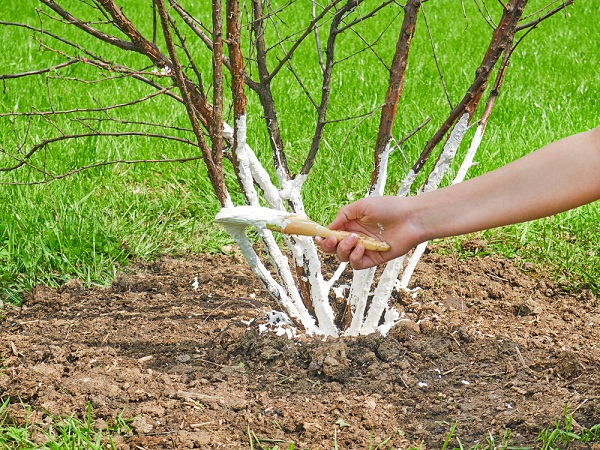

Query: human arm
<box><xmin>318</xmin><ymin>126</ymin><xmax>600</xmax><ymax>269</ymax></box>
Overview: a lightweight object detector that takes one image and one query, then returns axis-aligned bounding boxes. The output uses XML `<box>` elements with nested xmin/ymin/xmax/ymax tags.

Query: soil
<box><xmin>1</xmin><ymin>242</ymin><xmax>600</xmax><ymax>449</ymax></box>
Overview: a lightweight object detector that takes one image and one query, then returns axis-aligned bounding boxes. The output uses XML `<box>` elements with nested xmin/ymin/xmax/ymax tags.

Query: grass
<box><xmin>432</xmin><ymin>408</ymin><xmax>600</xmax><ymax>450</ymax></box>
<box><xmin>0</xmin><ymin>399</ymin><xmax>132</xmax><ymax>449</ymax></box>
<box><xmin>0</xmin><ymin>0</ymin><xmax>599</xmax><ymax>303</ymax></box>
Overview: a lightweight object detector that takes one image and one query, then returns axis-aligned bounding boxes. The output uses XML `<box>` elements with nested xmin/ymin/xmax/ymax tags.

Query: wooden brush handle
<box><xmin>269</xmin><ymin>215</ymin><xmax>390</xmax><ymax>252</ymax></box>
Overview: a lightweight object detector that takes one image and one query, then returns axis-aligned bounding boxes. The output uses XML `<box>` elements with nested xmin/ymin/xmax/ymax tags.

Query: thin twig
<box><xmin>0</xmin><ymin>87</ymin><xmax>174</xmax><ymax>118</ymax></box>
<box><xmin>422</xmin><ymin>3</ymin><xmax>453</xmax><ymax>109</ymax></box>
<box><xmin>0</xmin><ymin>59</ymin><xmax>79</xmax><ymax>80</ymax></box>
<box><xmin>516</xmin><ymin>0</ymin><xmax>573</xmax><ymax>31</ymax></box>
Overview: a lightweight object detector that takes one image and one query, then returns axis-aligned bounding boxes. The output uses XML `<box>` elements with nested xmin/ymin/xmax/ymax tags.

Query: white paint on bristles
<box><xmin>215</xmin><ymin>205</ymin><xmax>294</xmax><ymax>231</ymax></box>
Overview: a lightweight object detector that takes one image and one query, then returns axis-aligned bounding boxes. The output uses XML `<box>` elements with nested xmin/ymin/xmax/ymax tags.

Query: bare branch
<box><xmin>312</xmin><ymin>0</ymin><xmax>326</xmax><ymax>73</ymax></box>
<box><xmin>211</xmin><ymin>0</ymin><xmax>225</xmax><ymax>165</ymax></box>
<box><xmin>0</xmin><ymin>131</ymin><xmax>199</xmax><ymax>173</ymax></box>
<box><xmin>369</xmin><ymin>0</ymin><xmax>420</xmax><ymax>194</ymax></box>
<box><xmin>40</xmin><ymin>0</ymin><xmax>139</xmax><ymax>52</ymax></box>
<box><xmin>299</xmin><ymin>0</ymin><xmax>365</xmax><ymax>177</ymax></box>
<box><xmin>422</xmin><ymin>3</ymin><xmax>453</xmax><ymax>110</ymax></box>
<box><xmin>252</xmin><ymin>0</ymin><xmax>290</xmax><ymax>181</ymax></box>
<box><xmin>0</xmin><ymin>86</ymin><xmax>174</xmax><ymax>118</ymax></box>
<box><xmin>0</xmin><ymin>59</ymin><xmax>79</xmax><ymax>80</ymax></box>
<box><xmin>267</xmin><ymin>0</ymin><xmax>343</xmax><ymax>82</ymax></box>
<box><xmin>1</xmin><ymin>154</ymin><xmax>205</xmax><ymax>186</ymax></box>
<box><xmin>517</xmin><ymin>0</ymin><xmax>573</xmax><ymax>31</ymax></box>
<box><xmin>154</xmin><ymin>0</ymin><xmax>228</xmax><ymax>205</ymax></box>
<box><xmin>336</xmin><ymin>0</ymin><xmax>396</xmax><ymax>34</ymax></box>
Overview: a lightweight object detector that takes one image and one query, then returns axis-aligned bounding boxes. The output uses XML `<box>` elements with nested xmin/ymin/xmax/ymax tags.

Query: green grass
<box><xmin>0</xmin><ymin>399</ymin><xmax>132</xmax><ymax>449</ymax></box>
<box><xmin>0</xmin><ymin>1</ymin><xmax>599</xmax><ymax>302</ymax></box>
<box><xmin>438</xmin><ymin>407</ymin><xmax>600</xmax><ymax>450</ymax></box>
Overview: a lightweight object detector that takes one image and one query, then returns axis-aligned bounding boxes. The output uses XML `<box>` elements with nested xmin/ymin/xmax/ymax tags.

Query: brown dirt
<box><xmin>1</xmin><ymin>243</ymin><xmax>600</xmax><ymax>449</ymax></box>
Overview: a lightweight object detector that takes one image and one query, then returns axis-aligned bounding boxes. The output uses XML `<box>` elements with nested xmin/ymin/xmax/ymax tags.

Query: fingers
<box><xmin>328</xmin><ymin>200</ymin><xmax>366</xmax><ymax>231</ymax></box>
<box><xmin>316</xmin><ymin>234</ymin><xmax>372</xmax><ymax>269</ymax></box>
<box><xmin>335</xmin><ymin>233</ymin><xmax>359</xmax><ymax>262</ymax></box>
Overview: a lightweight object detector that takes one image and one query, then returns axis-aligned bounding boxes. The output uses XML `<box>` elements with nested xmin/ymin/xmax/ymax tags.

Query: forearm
<box><xmin>414</xmin><ymin>126</ymin><xmax>600</xmax><ymax>242</ymax></box>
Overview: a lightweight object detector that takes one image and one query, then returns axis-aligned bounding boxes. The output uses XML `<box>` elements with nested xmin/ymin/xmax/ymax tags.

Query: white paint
<box><xmin>280</xmin><ymin>174</ymin><xmax>308</xmax><ymax>201</ymax></box>
<box><xmin>423</xmin><ymin>113</ymin><xmax>469</xmax><ymax>193</ymax></box>
<box><xmin>247</xmin><ymin>150</ymin><xmax>285</xmax><ymax>209</ymax></box>
<box><xmin>453</xmin><ymin>121</ymin><xmax>484</xmax><ymax>185</ymax></box>
<box><xmin>332</xmin><ymin>284</ymin><xmax>350</xmax><ymax>299</ymax></box>
<box><xmin>215</xmin><ymin>205</ymin><xmax>294</xmax><ymax>231</ymax></box>
<box><xmin>397</xmin><ymin>169</ymin><xmax>417</xmax><ymax>197</ymax></box>
<box><xmin>326</xmin><ymin>262</ymin><xmax>348</xmax><ymax>289</ymax></box>
<box><xmin>376</xmin><ymin>307</ymin><xmax>400</xmax><ymax>336</ymax></box>
<box><xmin>259</xmin><ymin>311</ymin><xmax>299</xmax><ymax>339</ymax></box>
<box><xmin>371</xmin><ymin>142</ymin><xmax>392</xmax><ymax>196</ymax></box>
<box><xmin>344</xmin><ymin>267</ymin><xmax>377</xmax><ymax>336</ymax></box>
<box><xmin>222</xmin><ymin>122</ymin><xmax>234</xmax><ymax>141</ymax></box>
<box><xmin>360</xmin><ymin>255</ymin><xmax>405</xmax><ymax>334</ymax></box>
<box><xmin>266</xmin><ymin>310</ymin><xmax>293</xmax><ymax>326</ymax></box>
<box><xmin>398</xmin><ymin>242</ymin><xmax>427</xmax><ymax>289</ymax></box>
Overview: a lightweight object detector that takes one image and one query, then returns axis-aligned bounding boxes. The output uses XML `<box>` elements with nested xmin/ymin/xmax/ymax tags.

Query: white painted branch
<box><xmin>326</xmin><ymin>262</ymin><xmax>349</xmax><ymax>289</ymax></box>
<box><xmin>371</xmin><ymin>141</ymin><xmax>393</xmax><ymax>196</ymax></box>
<box><xmin>422</xmin><ymin>113</ymin><xmax>470</xmax><ymax>193</ymax></box>
<box><xmin>453</xmin><ymin>121</ymin><xmax>484</xmax><ymax>185</ymax></box>
<box><xmin>355</xmin><ymin>143</ymin><xmax>422</xmax><ymax>335</ymax></box>
<box><xmin>345</xmin><ymin>267</ymin><xmax>377</xmax><ymax>336</ymax></box>
<box><xmin>222</xmin><ymin>224</ymin><xmax>318</xmax><ymax>333</ymax></box>
<box><xmin>224</xmin><ymin>117</ymin><xmax>315</xmax><ymax>330</ymax></box>
<box><xmin>397</xmin><ymin>242</ymin><xmax>426</xmax><ymax>290</ymax></box>
<box><xmin>343</xmin><ymin>139</ymin><xmax>396</xmax><ymax>336</ymax></box>
<box><xmin>288</xmin><ymin>236</ymin><xmax>339</xmax><ymax>336</ymax></box>
<box><xmin>360</xmin><ymin>255</ymin><xmax>406</xmax><ymax>334</ymax></box>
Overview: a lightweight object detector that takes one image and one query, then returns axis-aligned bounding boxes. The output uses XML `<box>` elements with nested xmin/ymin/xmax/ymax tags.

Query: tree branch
<box><xmin>516</xmin><ymin>0</ymin><xmax>573</xmax><ymax>31</ymax></box>
<box><xmin>369</xmin><ymin>0</ymin><xmax>420</xmax><ymax>194</ymax></box>
<box><xmin>0</xmin><ymin>59</ymin><xmax>79</xmax><ymax>80</ymax></box>
<box><xmin>154</xmin><ymin>0</ymin><xmax>228</xmax><ymax>205</ymax></box>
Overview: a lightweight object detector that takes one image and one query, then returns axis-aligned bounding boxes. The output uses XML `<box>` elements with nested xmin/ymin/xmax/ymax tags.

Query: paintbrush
<box><xmin>215</xmin><ymin>205</ymin><xmax>390</xmax><ymax>252</ymax></box>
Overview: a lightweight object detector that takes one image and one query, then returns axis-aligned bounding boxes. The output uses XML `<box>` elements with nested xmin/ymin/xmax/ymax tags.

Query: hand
<box><xmin>317</xmin><ymin>196</ymin><xmax>424</xmax><ymax>269</ymax></box>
